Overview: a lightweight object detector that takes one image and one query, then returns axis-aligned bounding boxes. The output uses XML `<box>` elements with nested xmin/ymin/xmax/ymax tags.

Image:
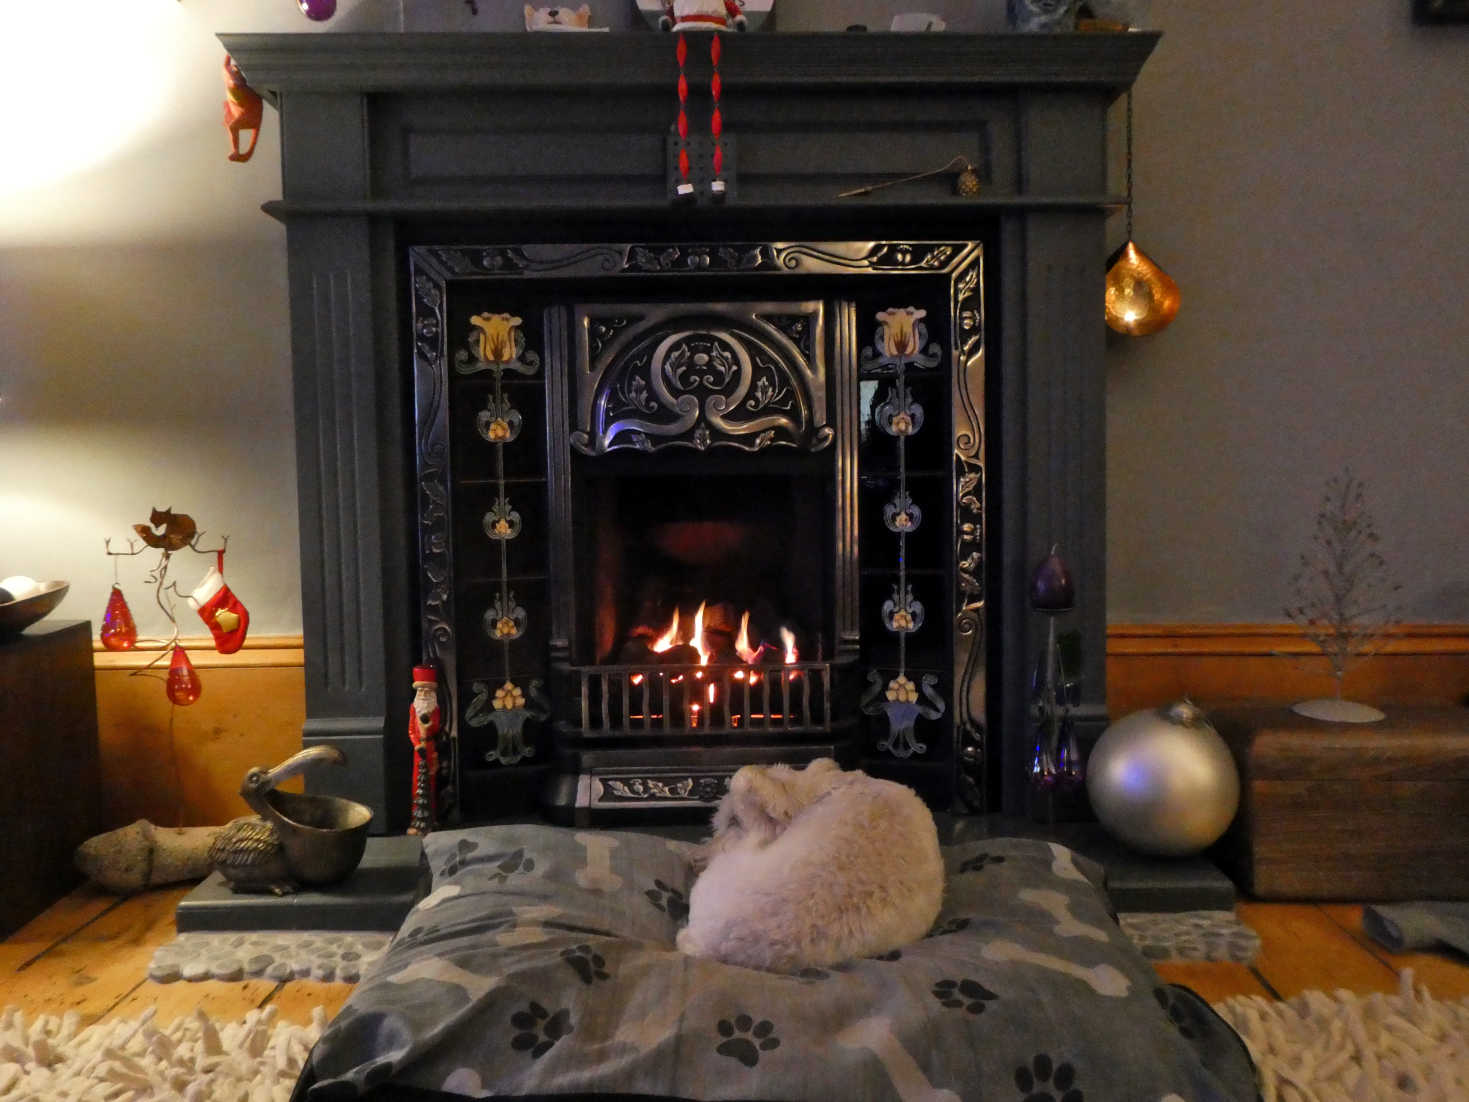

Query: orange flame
<box><xmin>780</xmin><ymin>626</ymin><xmax>798</xmax><ymax>664</ymax></box>
<box><xmin>691</xmin><ymin>601</ymin><xmax>710</xmax><ymax>666</ymax></box>
<box><xmin>651</xmin><ymin>608</ymin><xmax>680</xmax><ymax>653</ymax></box>
<box><xmin>735</xmin><ymin>610</ymin><xmax>759</xmax><ymax>664</ymax></box>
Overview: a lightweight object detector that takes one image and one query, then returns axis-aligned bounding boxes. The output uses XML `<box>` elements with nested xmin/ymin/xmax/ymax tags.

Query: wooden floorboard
<box><xmin>1317</xmin><ymin>902</ymin><xmax>1469</xmax><ymax>1000</ymax></box>
<box><xmin>7</xmin><ymin>884</ymin><xmax>1469</xmax><ymax>1034</ymax></box>
<box><xmin>0</xmin><ymin>883</ymin><xmax>119</xmax><ymax>975</ymax></box>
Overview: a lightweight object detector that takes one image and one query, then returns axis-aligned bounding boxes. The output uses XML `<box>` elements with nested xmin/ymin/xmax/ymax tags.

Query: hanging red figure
<box><xmin>222</xmin><ymin>55</ymin><xmax>264</xmax><ymax>163</ymax></box>
<box><xmin>408</xmin><ymin>666</ymin><xmax>443</xmax><ymax>835</ymax></box>
<box><xmin>660</xmin><ymin>0</ymin><xmax>744</xmax><ymax>201</ymax></box>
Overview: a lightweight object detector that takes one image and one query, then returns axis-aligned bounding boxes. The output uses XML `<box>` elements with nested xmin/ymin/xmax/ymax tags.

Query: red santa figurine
<box><xmin>659</xmin><ymin>0</ymin><xmax>746</xmax><ymax>31</ymax></box>
<box><xmin>408</xmin><ymin>666</ymin><xmax>443</xmax><ymax>835</ymax></box>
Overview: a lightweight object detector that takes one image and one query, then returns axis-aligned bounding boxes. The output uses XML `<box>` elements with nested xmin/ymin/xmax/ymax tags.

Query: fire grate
<box><xmin>572</xmin><ymin>661</ymin><xmax>836</xmax><ymax>737</ymax></box>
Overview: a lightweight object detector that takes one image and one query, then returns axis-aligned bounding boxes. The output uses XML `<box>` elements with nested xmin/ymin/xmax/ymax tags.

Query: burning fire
<box><xmin>645</xmin><ymin>602</ymin><xmax>797</xmax><ymax>667</ymax></box>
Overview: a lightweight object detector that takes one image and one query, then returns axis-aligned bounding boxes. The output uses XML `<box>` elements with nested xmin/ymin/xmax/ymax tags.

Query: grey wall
<box><xmin>1104</xmin><ymin>2</ymin><xmax>1469</xmax><ymax>622</ymax></box>
<box><xmin>3</xmin><ymin>0</ymin><xmax>1465</xmax><ymax>638</ymax></box>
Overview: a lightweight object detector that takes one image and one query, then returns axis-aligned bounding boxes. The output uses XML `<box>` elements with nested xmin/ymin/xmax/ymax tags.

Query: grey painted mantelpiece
<box><xmin>223</xmin><ymin>31</ymin><xmax>1157</xmax><ymax>826</ymax></box>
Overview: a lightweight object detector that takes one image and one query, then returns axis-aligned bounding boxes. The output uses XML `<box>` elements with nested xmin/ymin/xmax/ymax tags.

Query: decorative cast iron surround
<box><xmin>410</xmin><ymin>241</ymin><xmax>984</xmax><ymax>819</ymax></box>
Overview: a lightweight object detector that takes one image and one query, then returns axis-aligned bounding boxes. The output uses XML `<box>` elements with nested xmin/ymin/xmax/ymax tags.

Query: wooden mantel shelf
<box><xmin>220</xmin><ymin>31</ymin><xmax>1159</xmax><ymax>98</ymax></box>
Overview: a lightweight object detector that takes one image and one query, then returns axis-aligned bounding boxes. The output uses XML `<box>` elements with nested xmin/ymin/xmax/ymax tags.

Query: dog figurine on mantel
<box><xmin>677</xmin><ymin>758</ymin><xmax>944</xmax><ymax>972</ymax></box>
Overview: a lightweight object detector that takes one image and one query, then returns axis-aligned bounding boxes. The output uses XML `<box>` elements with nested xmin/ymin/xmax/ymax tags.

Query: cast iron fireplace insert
<box><xmin>411</xmin><ymin>241</ymin><xmax>984</xmax><ymax>823</ymax></box>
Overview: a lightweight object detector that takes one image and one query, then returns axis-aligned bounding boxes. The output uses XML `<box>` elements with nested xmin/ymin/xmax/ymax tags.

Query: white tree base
<box><xmin>1291</xmin><ymin>698</ymin><xmax>1386</xmax><ymax>723</ymax></box>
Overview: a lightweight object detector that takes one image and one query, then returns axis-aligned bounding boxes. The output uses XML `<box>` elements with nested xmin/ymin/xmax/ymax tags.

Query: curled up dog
<box><xmin>676</xmin><ymin>758</ymin><xmax>944</xmax><ymax>972</ymax></box>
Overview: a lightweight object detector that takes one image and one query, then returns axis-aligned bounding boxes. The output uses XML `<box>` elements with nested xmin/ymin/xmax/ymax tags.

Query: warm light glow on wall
<box><xmin>0</xmin><ymin>3</ymin><xmax>180</xmax><ymax>200</ymax></box>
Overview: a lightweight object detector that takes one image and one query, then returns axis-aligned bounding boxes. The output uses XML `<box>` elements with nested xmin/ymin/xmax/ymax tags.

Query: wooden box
<box><xmin>1208</xmin><ymin>705</ymin><xmax>1469</xmax><ymax>901</ymax></box>
<box><xmin>0</xmin><ymin>620</ymin><xmax>101</xmax><ymax>936</ymax></box>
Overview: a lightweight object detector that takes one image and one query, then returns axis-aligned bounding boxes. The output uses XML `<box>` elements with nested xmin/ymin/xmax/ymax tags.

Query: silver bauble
<box><xmin>1085</xmin><ymin>701</ymin><xmax>1240</xmax><ymax>857</ymax></box>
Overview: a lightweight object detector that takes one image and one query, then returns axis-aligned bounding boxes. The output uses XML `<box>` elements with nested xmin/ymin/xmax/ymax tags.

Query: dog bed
<box><xmin>292</xmin><ymin>825</ymin><xmax>1257</xmax><ymax>1100</ymax></box>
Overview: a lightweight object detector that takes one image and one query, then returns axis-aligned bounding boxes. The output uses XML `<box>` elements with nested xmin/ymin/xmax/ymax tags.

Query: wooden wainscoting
<box><xmin>88</xmin><ymin>625</ymin><xmax>1469</xmax><ymax>829</ymax></box>
<box><xmin>1107</xmin><ymin>623</ymin><xmax>1469</xmax><ymax>717</ymax></box>
<box><xmin>93</xmin><ymin>635</ymin><xmax>305</xmax><ymax>829</ymax></box>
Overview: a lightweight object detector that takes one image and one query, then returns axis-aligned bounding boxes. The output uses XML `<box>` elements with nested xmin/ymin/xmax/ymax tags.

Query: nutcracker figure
<box><xmin>408</xmin><ymin>666</ymin><xmax>443</xmax><ymax>835</ymax></box>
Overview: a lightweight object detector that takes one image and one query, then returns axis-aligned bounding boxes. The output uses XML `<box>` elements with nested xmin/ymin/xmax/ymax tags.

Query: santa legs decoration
<box><xmin>662</xmin><ymin>0</ymin><xmax>745</xmax><ymax>201</ymax></box>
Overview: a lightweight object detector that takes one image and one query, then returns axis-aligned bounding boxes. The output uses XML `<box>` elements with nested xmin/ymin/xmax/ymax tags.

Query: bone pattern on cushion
<box><xmin>298</xmin><ymin>826</ymin><xmax>1256</xmax><ymax>1101</ymax></box>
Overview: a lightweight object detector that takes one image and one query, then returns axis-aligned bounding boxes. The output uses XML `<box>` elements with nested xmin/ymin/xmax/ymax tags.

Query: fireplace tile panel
<box><xmin>858</xmin><ymin>473</ymin><xmax>952</xmax><ymax>571</ymax></box>
<box><xmin>454</xmin><ymin>579</ymin><xmax>550</xmax><ymax>676</ymax></box>
<box><xmin>451</xmin><ymin>380</ymin><xmax>550</xmax><ymax>482</ymax></box>
<box><xmin>451</xmin><ymin>483</ymin><xmax>550</xmax><ymax>580</ymax></box>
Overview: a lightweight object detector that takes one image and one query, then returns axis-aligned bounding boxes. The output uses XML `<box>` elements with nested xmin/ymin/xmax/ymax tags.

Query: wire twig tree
<box><xmin>1284</xmin><ymin>469</ymin><xmax>1401</xmax><ymax>700</ymax></box>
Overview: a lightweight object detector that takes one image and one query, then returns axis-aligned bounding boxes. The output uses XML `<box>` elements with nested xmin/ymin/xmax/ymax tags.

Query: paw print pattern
<box><xmin>928</xmin><ymin>917</ymin><xmax>972</xmax><ymax>937</ymax></box>
<box><xmin>795</xmin><ymin>966</ymin><xmax>831</xmax><ymax>982</ymax></box>
<box><xmin>394</xmin><ymin>922</ymin><xmax>442</xmax><ymax>948</ymax></box>
<box><xmin>870</xmin><ymin>948</ymin><xmax>903</xmax><ymax>962</ymax></box>
<box><xmin>443</xmin><ymin>842</ymin><xmax>537</xmax><ymax>881</ymax></box>
<box><xmin>1153</xmin><ymin>987</ymin><xmax>1197</xmax><ymax>1040</ymax></box>
<box><xmin>932</xmin><ymin>978</ymin><xmax>999</xmax><ymax>1014</ymax></box>
<box><xmin>715</xmin><ymin>1015</ymin><xmax>780</xmax><ymax>1067</ymax></box>
<box><xmin>960</xmin><ymin>852</ymin><xmax>1007</xmax><ymax>874</ymax></box>
<box><xmin>644</xmin><ymin>879</ymin><xmax>689</xmax><ymax>922</ymax></box>
<box><xmin>488</xmin><ymin>848</ymin><xmax>536</xmax><ymax>883</ymax></box>
<box><xmin>1014</xmin><ymin>1053</ymin><xmax>1083</xmax><ymax>1102</ymax></box>
<box><xmin>561</xmin><ymin>944</ymin><xmax>610</xmax><ymax>985</ymax></box>
<box><xmin>510</xmin><ymin>1001</ymin><xmax>573</xmax><ymax>1059</ymax></box>
<box><xmin>439</xmin><ymin>838</ymin><xmax>480</xmax><ymax>878</ymax></box>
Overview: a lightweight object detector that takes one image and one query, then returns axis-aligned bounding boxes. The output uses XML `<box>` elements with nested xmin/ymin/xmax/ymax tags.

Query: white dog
<box><xmin>676</xmin><ymin>758</ymin><xmax>944</xmax><ymax>972</ymax></box>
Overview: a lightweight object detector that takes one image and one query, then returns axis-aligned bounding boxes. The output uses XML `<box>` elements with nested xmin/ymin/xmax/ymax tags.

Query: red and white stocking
<box><xmin>189</xmin><ymin>552</ymin><xmax>250</xmax><ymax>654</ymax></box>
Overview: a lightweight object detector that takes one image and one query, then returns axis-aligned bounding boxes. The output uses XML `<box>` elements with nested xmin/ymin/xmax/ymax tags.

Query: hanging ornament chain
<box><xmin>1123</xmin><ymin>89</ymin><xmax>1135</xmax><ymax>243</ymax></box>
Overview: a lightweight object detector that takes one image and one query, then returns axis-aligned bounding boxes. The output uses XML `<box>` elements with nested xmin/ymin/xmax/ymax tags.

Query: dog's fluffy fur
<box><xmin>675</xmin><ymin>758</ymin><xmax>944</xmax><ymax>972</ymax></box>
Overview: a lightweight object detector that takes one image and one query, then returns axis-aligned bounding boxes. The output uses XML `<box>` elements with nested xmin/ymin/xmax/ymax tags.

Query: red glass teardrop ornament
<box><xmin>166</xmin><ymin>645</ymin><xmax>203</xmax><ymax>706</ymax></box>
<box><xmin>100</xmin><ymin>585</ymin><xmax>138</xmax><ymax>651</ymax></box>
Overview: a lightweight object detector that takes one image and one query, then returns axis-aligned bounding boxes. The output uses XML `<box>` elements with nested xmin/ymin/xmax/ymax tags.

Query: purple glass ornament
<box><xmin>1029</xmin><ymin>546</ymin><xmax>1075</xmax><ymax>612</ymax></box>
<box><xmin>298</xmin><ymin>0</ymin><xmax>337</xmax><ymax>21</ymax></box>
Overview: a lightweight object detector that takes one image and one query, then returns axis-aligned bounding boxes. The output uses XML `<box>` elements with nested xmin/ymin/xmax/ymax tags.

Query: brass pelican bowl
<box><xmin>0</xmin><ymin>581</ymin><xmax>70</xmax><ymax>637</ymax></box>
<box><xmin>263</xmin><ymin>787</ymin><xmax>373</xmax><ymax>886</ymax></box>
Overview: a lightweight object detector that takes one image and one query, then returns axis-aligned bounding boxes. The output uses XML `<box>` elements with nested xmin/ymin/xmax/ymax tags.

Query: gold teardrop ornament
<box><xmin>1104</xmin><ymin>240</ymin><xmax>1180</xmax><ymax>336</ymax></box>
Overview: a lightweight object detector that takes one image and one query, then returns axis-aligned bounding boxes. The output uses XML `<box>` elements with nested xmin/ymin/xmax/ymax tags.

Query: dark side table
<box><xmin>1208</xmin><ymin>704</ymin><xmax>1469</xmax><ymax>901</ymax></box>
<box><xmin>0</xmin><ymin>620</ymin><xmax>102</xmax><ymax>936</ymax></box>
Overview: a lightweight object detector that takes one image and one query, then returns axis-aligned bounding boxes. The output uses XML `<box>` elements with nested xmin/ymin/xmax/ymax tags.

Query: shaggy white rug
<box><xmin>1214</xmin><ymin>970</ymin><xmax>1469</xmax><ymax>1102</ymax></box>
<box><xmin>5</xmin><ymin>972</ymin><xmax>1467</xmax><ymax>1101</ymax></box>
<box><xmin>0</xmin><ymin>1003</ymin><xmax>325</xmax><ymax>1102</ymax></box>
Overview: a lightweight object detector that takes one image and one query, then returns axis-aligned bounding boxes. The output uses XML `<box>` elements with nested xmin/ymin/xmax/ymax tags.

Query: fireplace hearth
<box><xmin>223</xmin><ymin>30</ymin><xmax>1156</xmax><ymax>830</ymax></box>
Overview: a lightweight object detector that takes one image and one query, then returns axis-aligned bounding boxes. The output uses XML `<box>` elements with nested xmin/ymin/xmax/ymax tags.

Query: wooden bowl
<box><xmin>0</xmin><ymin>581</ymin><xmax>71</xmax><ymax>636</ymax></box>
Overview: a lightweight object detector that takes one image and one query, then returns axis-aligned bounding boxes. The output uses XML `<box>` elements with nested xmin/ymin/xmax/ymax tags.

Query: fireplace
<box><xmin>411</xmin><ymin>242</ymin><xmax>985</xmax><ymax>820</ymax></box>
<box><xmin>223</xmin><ymin>31</ymin><xmax>1156</xmax><ymax>829</ymax></box>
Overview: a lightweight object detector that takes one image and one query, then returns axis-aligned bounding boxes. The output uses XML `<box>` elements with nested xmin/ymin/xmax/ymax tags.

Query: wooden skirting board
<box><xmin>89</xmin><ymin>626</ymin><xmax>1469</xmax><ymax>829</ymax></box>
<box><xmin>1107</xmin><ymin>623</ymin><xmax>1469</xmax><ymax>716</ymax></box>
